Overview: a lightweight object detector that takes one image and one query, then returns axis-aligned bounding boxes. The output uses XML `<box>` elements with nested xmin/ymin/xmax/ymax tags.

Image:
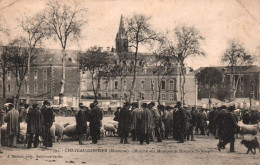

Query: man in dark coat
<box><xmin>174</xmin><ymin>102</ymin><xmax>187</xmax><ymax>143</ymax></box>
<box><xmin>242</xmin><ymin>110</ymin><xmax>251</xmax><ymax>124</ymax></box>
<box><xmin>89</xmin><ymin>102</ymin><xmax>103</xmax><ymax>144</ymax></box>
<box><xmin>218</xmin><ymin>106</ymin><xmax>238</xmax><ymax>152</ymax></box>
<box><xmin>75</xmin><ymin>103</ymin><xmax>88</xmax><ymax>145</ymax></box>
<box><xmin>140</xmin><ymin>103</ymin><xmax>151</xmax><ymax>145</ymax></box>
<box><xmin>41</xmin><ymin>101</ymin><xmax>55</xmax><ymax>148</ymax></box>
<box><xmin>26</xmin><ymin>104</ymin><xmax>44</xmax><ymax>148</ymax></box>
<box><xmin>208</xmin><ymin>107</ymin><xmax>218</xmax><ymax>136</ymax></box>
<box><xmin>118</xmin><ymin>102</ymin><xmax>132</xmax><ymax>144</ymax></box>
<box><xmin>113</xmin><ymin>107</ymin><xmax>121</xmax><ymax>122</ymax></box>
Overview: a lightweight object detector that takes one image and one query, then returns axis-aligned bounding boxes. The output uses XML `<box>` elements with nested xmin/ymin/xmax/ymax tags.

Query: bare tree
<box><xmin>126</xmin><ymin>14</ymin><xmax>158</xmax><ymax>102</ymax></box>
<box><xmin>0</xmin><ymin>19</ymin><xmax>9</xmax><ymax>99</ymax></box>
<box><xmin>78</xmin><ymin>47</ymin><xmax>115</xmax><ymax>102</ymax></box>
<box><xmin>18</xmin><ymin>12</ymin><xmax>49</xmax><ymax>104</ymax></box>
<box><xmin>221</xmin><ymin>39</ymin><xmax>254</xmax><ymax>100</ymax></box>
<box><xmin>168</xmin><ymin>25</ymin><xmax>205</xmax><ymax>106</ymax></box>
<box><xmin>5</xmin><ymin>38</ymin><xmax>37</xmax><ymax>107</ymax></box>
<box><xmin>45</xmin><ymin>0</ymin><xmax>87</xmax><ymax>106</ymax></box>
<box><xmin>152</xmin><ymin>36</ymin><xmax>176</xmax><ymax>105</ymax></box>
<box><xmin>112</xmin><ymin>52</ymin><xmax>133</xmax><ymax>106</ymax></box>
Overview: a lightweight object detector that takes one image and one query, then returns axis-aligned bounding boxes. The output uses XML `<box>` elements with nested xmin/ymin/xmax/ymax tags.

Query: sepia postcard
<box><xmin>0</xmin><ymin>0</ymin><xmax>260</xmax><ymax>165</ymax></box>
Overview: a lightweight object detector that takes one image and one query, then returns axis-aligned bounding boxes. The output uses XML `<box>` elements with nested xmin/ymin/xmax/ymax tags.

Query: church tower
<box><xmin>116</xmin><ymin>15</ymin><xmax>128</xmax><ymax>52</ymax></box>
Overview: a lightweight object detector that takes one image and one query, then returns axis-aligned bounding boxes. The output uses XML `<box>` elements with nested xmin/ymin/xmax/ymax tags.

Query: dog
<box><xmin>241</xmin><ymin>137</ymin><xmax>260</xmax><ymax>154</ymax></box>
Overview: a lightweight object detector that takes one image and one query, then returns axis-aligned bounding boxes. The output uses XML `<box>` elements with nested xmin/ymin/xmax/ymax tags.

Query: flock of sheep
<box><xmin>0</xmin><ymin>118</ymin><xmax>119</xmax><ymax>146</ymax></box>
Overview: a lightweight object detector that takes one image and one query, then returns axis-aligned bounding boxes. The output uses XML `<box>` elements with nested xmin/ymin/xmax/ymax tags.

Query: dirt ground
<box><xmin>1</xmin><ymin>116</ymin><xmax>260</xmax><ymax>165</ymax></box>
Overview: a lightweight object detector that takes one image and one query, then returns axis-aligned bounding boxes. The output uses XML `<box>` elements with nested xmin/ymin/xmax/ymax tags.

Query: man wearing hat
<box><xmin>131</xmin><ymin>102</ymin><xmax>141</xmax><ymax>141</ymax></box>
<box><xmin>174</xmin><ymin>101</ymin><xmax>187</xmax><ymax>143</ymax></box>
<box><xmin>118</xmin><ymin>102</ymin><xmax>132</xmax><ymax>144</ymax></box>
<box><xmin>75</xmin><ymin>103</ymin><xmax>88</xmax><ymax>145</ymax></box>
<box><xmin>41</xmin><ymin>101</ymin><xmax>55</xmax><ymax>148</ymax></box>
<box><xmin>89</xmin><ymin>102</ymin><xmax>103</xmax><ymax>144</ymax></box>
<box><xmin>27</xmin><ymin>104</ymin><xmax>44</xmax><ymax>148</ymax></box>
<box><xmin>4</xmin><ymin>103</ymin><xmax>19</xmax><ymax>147</ymax></box>
<box><xmin>140</xmin><ymin>103</ymin><xmax>151</xmax><ymax>145</ymax></box>
<box><xmin>218</xmin><ymin>106</ymin><xmax>238</xmax><ymax>152</ymax></box>
<box><xmin>149</xmin><ymin>102</ymin><xmax>162</xmax><ymax>142</ymax></box>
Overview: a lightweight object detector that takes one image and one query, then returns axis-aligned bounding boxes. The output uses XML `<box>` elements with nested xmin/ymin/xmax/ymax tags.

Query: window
<box><xmin>105</xmin><ymin>93</ymin><xmax>108</xmax><ymax>98</ymax></box>
<box><xmin>104</xmin><ymin>81</ymin><xmax>109</xmax><ymax>91</ymax></box>
<box><xmin>169</xmin><ymin>93</ymin><xmax>174</xmax><ymax>101</ymax></box>
<box><xmin>142</xmin><ymin>68</ymin><xmax>145</xmax><ymax>75</ymax></box>
<box><xmin>43</xmin><ymin>70</ymin><xmax>47</xmax><ymax>80</ymax></box>
<box><xmin>123</xmin><ymin>80</ymin><xmax>127</xmax><ymax>90</ymax></box>
<box><xmin>7</xmin><ymin>71</ymin><xmax>11</xmax><ymax>80</ymax></box>
<box><xmin>115</xmin><ymin>81</ymin><xmax>118</xmax><ymax>89</ymax></box>
<box><xmin>114</xmin><ymin>93</ymin><xmax>118</xmax><ymax>99</ymax></box>
<box><xmin>170</xmin><ymin>80</ymin><xmax>174</xmax><ymax>90</ymax></box>
<box><xmin>98</xmin><ymin>93</ymin><xmax>101</xmax><ymax>97</ymax></box>
<box><xmin>150</xmin><ymin>93</ymin><xmax>154</xmax><ymax>101</ymax></box>
<box><xmin>161</xmin><ymin>80</ymin><xmax>166</xmax><ymax>90</ymax></box>
<box><xmin>34</xmin><ymin>84</ymin><xmax>38</xmax><ymax>94</ymax></box>
<box><xmin>139</xmin><ymin>93</ymin><xmax>144</xmax><ymax>100</ymax></box>
<box><xmin>8</xmin><ymin>85</ymin><xmax>10</xmax><ymax>93</ymax></box>
<box><xmin>141</xmin><ymin>80</ymin><xmax>145</xmax><ymax>89</ymax></box>
<box><xmin>34</xmin><ymin>70</ymin><xmax>38</xmax><ymax>80</ymax></box>
<box><xmin>43</xmin><ymin>84</ymin><xmax>47</xmax><ymax>93</ymax></box>
<box><xmin>161</xmin><ymin>93</ymin><xmax>166</xmax><ymax>100</ymax></box>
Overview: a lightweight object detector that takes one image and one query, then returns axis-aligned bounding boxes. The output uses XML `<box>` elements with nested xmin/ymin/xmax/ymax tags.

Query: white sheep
<box><xmin>238</xmin><ymin>122</ymin><xmax>259</xmax><ymax>138</ymax></box>
<box><xmin>104</xmin><ymin>123</ymin><xmax>117</xmax><ymax>136</ymax></box>
<box><xmin>54</xmin><ymin>122</ymin><xmax>69</xmax><ymax>142</ymax></box>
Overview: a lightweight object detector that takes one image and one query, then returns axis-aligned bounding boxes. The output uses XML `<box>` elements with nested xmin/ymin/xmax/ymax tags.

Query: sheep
<box><xmin>54</xmin><ymin>122</ymin><xmax>69</xmax><ymax>142</ymax></box>
<box><xmin>63</xmin><ymin>124</ymin><xmax>77</xmax><ymax>137</ymax></box>
<box><xmin>104</xmin><ymin>123</ymin><xmax>117</xmax><ymax>136</ymax></box>
<box><xmin>238</xmin><ymin>122</ymin><xmax>259</xmax><ymax>138</ymax></box>
<box><xmin>63</xmin><ymin>123</ymin><xmax>90</xmax><ymax>141</ymax></box>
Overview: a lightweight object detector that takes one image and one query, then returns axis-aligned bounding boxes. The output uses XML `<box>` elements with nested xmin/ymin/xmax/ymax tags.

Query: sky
<box><xmin>0</xmin><ymin>0</ymin><xmax>260</xmax><ymax>69</ymax></box>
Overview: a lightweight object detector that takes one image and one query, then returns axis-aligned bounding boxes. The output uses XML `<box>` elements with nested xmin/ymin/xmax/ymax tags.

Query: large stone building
<box><xmin>80</xmin><ymin>16</ymin><xmax>196</xmax><ymax>106</ymax></box>
<box><xmin>196</xmin><ymin>66</ymin><xmax>260</xmax><ymax>108</ymax></box>
<box><xmin>0</xmin><ymin>48</ymin><xmax>80</xmax><ymax>107</ymax></box>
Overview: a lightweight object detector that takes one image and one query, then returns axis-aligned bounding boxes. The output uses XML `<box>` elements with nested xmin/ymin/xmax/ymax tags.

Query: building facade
<box><xmin>80</xmin><ymin>16</ymin><xmax>196</xmax><ymax>106</ymax></box>
<box><xmin>196</xmin><ymin>66</ymin><xmax>260</xmax><ymax>103</ymax></box>
<box><xmin>0</xmin><ymin>49</ymin><xmax>80</xmax><ymax>107</ymax></box>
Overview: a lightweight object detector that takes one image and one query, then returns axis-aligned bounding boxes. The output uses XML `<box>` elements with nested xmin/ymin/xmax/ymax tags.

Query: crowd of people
<box><xmin>0</xmin><ymin>99</ymin><xmax>259</xmax><ymax>154</ymax></box>
<box><xmin>0</xmin><ymin>101</ymin><xmax>55</xmax><ymax>153</ymax></box>
<box><xmin>114</xmin><ymin>101</ymin><xmax>259</xmax><ymax>152</ymax></box>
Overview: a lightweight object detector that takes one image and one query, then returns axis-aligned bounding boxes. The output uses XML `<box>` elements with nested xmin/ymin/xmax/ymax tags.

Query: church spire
<box><xmin>116</xmin><ymin>15</ymin><xmax>128</xmax><ymax>52</ymax></box>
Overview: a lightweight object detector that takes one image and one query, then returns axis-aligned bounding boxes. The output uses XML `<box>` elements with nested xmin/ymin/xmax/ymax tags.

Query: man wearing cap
<box><xmin>118</xmin><ymin>102</ymin><xmax>132</xmax><ymax>144</ymax></box>
<box><xmin>149</xmin><ymin>102</ymin><xmax>162</xmax><ymax>142</ymax></box>
<box><xmin>41</xmin><ymin>101</ymin><xmax>55</xmax><ymax>148</ymax></box>
<box><xmin>89</xmin><ymin>102</ymin><xmax>103</xmax><ymax>144</ymax></box>
<box><xmin>27</xmin><ymin>104</ymin><xmax>44</xmax><ymax>148</ymax></box>
<box><xmin>4</xmin><ymin>104</ymin><xmax>19</xmax><ymax>147</ymax></box>
<box><xmin>75</xmin><ymin>103</ymin><xmax>88</xmax><ymax>145</ymax></box>
<box><xmin>140</xmin><ymin>103</ymin><xmax>151</xmax><ymax>145</ymax></box>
